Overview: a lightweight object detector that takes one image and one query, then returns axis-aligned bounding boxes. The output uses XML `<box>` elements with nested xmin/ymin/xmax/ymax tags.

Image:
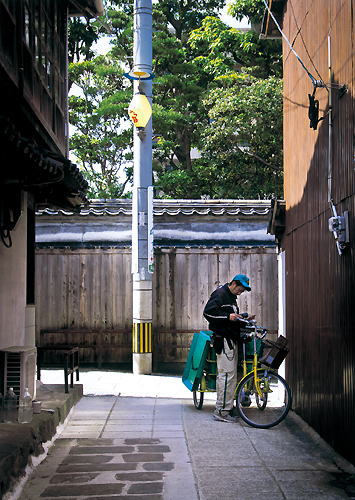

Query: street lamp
<box><xmin>128</xmin><ymin>91</ymin><xmax>152</xmax><ymax>129</ymax></box>
<box><xmin>124</xmin><ymin>1</ymin><xmax>154</xmax><ymax>375</ymax></box>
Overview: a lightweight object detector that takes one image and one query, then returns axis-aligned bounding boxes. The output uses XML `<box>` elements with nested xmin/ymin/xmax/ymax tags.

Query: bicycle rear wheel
<box><xmin>193</xmin><ymin>390</ymin><xmax>204</xmax><ymax>410</ymax></box>
<box><xmin>235</xmin><ymin>370</ymin><xmax>291</xmax><ymax>429</ymax></box>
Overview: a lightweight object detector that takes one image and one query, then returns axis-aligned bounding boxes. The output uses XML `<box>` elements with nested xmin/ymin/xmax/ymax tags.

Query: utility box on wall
<box><xmin>0</xmin><ymin>346</ymin><xmax>36</xmax><ymax>400</ymax></box>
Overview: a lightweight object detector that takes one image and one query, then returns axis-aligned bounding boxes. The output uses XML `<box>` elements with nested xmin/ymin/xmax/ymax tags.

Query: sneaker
<box><xmin>214</xmin><ymin>409</ymin><xmax>238</xmax><ymax>423</ymax></box>
<box><xmin>229</xmin><ymin>407</ymin><xmax>238</xmax><ymax>417</ymax></box>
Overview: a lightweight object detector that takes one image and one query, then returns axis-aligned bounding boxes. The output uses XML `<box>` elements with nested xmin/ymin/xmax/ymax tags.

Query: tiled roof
<box><xmin>36</xmin><ymin>199</ymin><xmax>271</xmax><ymax>217</ymax></box>
<box><xmin>0</xmin><ymin>116</ymin><xmax>88</xmax><ymax>211</ymax></box>
<box><xmin>36</xmin><ymin>199</ymin><xmax>275</xmax><ymax>248</ymax></box>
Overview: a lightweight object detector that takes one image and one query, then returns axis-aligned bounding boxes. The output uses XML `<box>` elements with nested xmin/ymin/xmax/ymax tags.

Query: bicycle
<box><xmin>192</xmin><ymin>323</ymin><xmax>292</xmax><ymax>429</ymax></box>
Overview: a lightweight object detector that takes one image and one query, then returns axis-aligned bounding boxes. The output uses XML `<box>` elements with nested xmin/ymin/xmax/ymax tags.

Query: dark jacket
<box><xmin>203</xmin><ymin>284</ymin><xmax>244</xmax><ymax>351</ymax></box>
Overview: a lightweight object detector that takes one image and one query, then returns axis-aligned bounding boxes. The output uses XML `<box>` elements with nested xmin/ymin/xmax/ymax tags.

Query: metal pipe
<box><xmin>327</xmin><ymin>35</ymin><xmax>332</xmax><ymax>204</ymax></box>
<box><xmin>327</xmin><ymin>35</ymin><xmax>342</xmax><ymax>255</ymax></box>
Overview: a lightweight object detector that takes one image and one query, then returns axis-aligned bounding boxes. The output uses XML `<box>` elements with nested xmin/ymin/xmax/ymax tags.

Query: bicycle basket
<box><xmin>259</xmin><ymin>335</ymin><xmax>289</xmax><ymax>369</ymax></box>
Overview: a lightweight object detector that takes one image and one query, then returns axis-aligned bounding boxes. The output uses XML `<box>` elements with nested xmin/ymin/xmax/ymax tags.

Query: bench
<box><xmin>37</xmin><ymin>346</ymin><xmax>79</xmax><ymax>393</ymax></box>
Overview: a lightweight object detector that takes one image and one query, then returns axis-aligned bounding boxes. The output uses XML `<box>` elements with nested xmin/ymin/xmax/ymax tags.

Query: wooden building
<box><xmin>35</xmin><ymin>199</ymin><xmax>278</xmax><ymax>373</ymax></box>
<box><xmin>264</xmin><ymin>1</ymin><xmax>355</xmax><ymax>464</ymax></box>
<box><xmin>0</xmin><ymin>1</ymin><xmax>103</xmax><ymax>396</ymax></box>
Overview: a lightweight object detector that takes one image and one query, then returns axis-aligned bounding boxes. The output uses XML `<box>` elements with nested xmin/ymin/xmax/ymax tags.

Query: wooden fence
<box><xmin>35</xmin><ymin>246</ymin><xmax>278</xmax><ymax>373</ymax></box>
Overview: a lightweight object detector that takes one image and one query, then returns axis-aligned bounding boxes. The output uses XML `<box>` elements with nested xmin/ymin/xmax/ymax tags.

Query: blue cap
<box><xmin>232</xmin><ymin>274</ymin><xmax>251</xmax><ymax>291</ymax></box>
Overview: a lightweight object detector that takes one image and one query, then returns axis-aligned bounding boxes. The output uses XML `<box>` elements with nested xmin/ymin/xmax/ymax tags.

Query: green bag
<box><xmin>182</xmin><ymin>331</ymin><xmax>212</xmax><ymax>391</ymax></box>
<box><xmin>238</xmin><ymin>335</ymin><xmax>263</xmax><ymax>362</ymax></box>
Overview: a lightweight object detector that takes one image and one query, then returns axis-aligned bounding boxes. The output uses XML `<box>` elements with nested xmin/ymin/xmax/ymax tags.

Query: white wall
<box><xmin>0</xmin><ymin>195</ymin><xmax>27</xmax><ymax>349</ymax></box>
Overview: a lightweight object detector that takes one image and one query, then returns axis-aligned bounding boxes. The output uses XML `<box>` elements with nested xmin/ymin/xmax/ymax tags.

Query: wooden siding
<box><xmin>283</xmin><ymin>0</ymin><xmax>355</xmax><ymax>463</ymax></box>
<box><xmin>0</xmin><ymin>0</ymin><xmax>67</xmax><ymax>152</ymax></box>
<box><xmin>35</xmin><ymin>246</ymin><xmax>278</xmax><ymax>372</ymax></box>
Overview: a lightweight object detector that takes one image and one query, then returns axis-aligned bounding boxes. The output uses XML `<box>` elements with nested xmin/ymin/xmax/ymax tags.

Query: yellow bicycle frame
<box><xmin>235</xmin><ymin>329</ymin><xmax>270</xmax><ymax>399</ymax></box>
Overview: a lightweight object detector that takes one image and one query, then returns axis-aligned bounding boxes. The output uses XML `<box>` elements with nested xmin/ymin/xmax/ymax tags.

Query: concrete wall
<box><xmin>0</xmin><ymin>194</ymin><xmax>28</xmax><ymax>350</ymax></box>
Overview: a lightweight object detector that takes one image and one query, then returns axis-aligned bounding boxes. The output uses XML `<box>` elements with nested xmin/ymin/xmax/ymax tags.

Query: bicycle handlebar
<box><xmin>240</xmin><ymin>321</ymin><xmax>268</xmax><ymax>340</ymax></box>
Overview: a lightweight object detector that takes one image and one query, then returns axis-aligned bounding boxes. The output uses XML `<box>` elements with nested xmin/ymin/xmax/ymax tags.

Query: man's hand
<box><xmin>229</xmin><ymin>313</ymin><xmax>256</xmax><ymax>322</ymax></box>
<box><xmin>229</xmin><ymin>313</ymin><xmax>243</xmax><ymax>321</ymax></box>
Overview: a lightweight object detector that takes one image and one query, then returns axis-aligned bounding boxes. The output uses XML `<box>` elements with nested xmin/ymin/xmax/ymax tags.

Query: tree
<box><xmin>150</xmin><ymin>2</ymin><xmax>230</xmax><ymax>176</ymax></box>
<box><xmin>68</xmin><ymin>17</ymin><xmax>100</xmax><ymax>64</ymax></box>
<box><xmin>67</xmin><ymin>0</ymin><xmax>283</xmax><ymax>199</ymax></box>
<box><xmin>155</xmin><ymin>12</ymin><xmax>283</xmax><ymax>199</ymax></box>
<box><xmin>188</xmin><ymin>15</ymin><xmax>282</xmax><ymax>79</ymax></box>
<box><xmin>152</xmin><ymin>19</ymin><xmax>211</xmax><ymax>173</ymax></box>
<box><xmin>156</xmin><ymin>0</ymin><xmax>226</xmax><ymax>41</ymax></box>
<box><xmin>228</xmin><ymin>0</ymin><xmax>266</xmax><ymax>25</ymax></box>
<box><xmin>198</xmin><ymin>72</ymin><xmax>283</xmax><ymax>199</ymax></box>
<box><xmin>68</xmin><ymin>55</ymin><xmax>133</xmax><ymax>198</ymax></box>
<box><xmin>156</xmin><ymin>72</ymin><xmax>283</xmax><ymax>200</ymax></box>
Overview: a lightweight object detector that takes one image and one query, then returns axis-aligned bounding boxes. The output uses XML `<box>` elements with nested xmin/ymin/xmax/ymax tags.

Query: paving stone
<box><xmin>40</xmin><ymin>483</ymin><xmax>124</xmax><ymax>497</ymax></box>
<box><xmin>62</xmin><ymin>455</ymin><xmax>114</xmax><ymax>464</ymax></box>
<box><xmin>122</xmin><ymin>453</ymin><xmax>164</xmax><ymax>463</ymax></box>
<box><xmin>49</xmin><ymin>472</ymin><xmax>99</xmax><ymax>484</ymax></box>
<box><xmin>127</xmin><ymin>481</ymin><xmax>164</xmax><ymax>494</ymax></box>
<box><xmin>69</xmin><ymin>446</ymin><xmax>135</xmax><ymax>454</ymax></box>
<box><xmin>11</xmin><ymin>393</ymin><xmax>195</xmax><ymax>500</ymax></box>
<box><xmin>82</xmin><ymin>497</ymin><xmax>163</xmax><ymax>500</ymax></box>
<box><xmin>143</xmin><ymin>462</ymin><xmax>175</xmax><ymax>471</ymax></box>
<box><xmin>114</xmin><ymin>471</ymin><xmax>163</xmax><ymax>481</ymax></box>
<box><xmin>57</xmin><ymin>463</ymin><xmax>137</xmax><ymax>473</ymax></box>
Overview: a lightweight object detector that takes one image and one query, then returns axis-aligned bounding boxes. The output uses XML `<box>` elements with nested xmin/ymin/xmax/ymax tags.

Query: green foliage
<box><xmin>156</xmin><ymin>72</ymin><xmax>283</xmax><ymax>200</ymax></box>
<box><xmin>199</xmin><ymin>73</ymin><xmax>283</xmax><ymax>199</ymax></box>
<box><xmin>67</xmin><ymin>0</ymin><xmax>284</xmax><ymax>200</ymax></box>
<box><xmin>189</xmin><ymin>16</ymin><xmax>282</xmax><ymax>78</ymax></box>
<box><xmin>106</xmin><ymin>0</ymin><xmax>134</xmax><ymax>64</ymax></box>
<box><xmin>228</xmin><ymin>0</ymin><xmax>266</xmax><ymax>25</ymax></box>
<box><xmin>153</xmin><ymin>6</ymin><xmax>283</xmax><ymax>199</ymax></box>
<box><xmin>68</xmin><ymin>55</ymin><xmax>133</xmax><ymax>199</ymax></box>
<box><xmin>152</xmin><ymin>16</ymin><xmax>211</xmax><ymax>171</ymax></box>
<box><xmin>156</xmin><ymin>0</ymin><xmax>226</xmax><ymax>40</ymax></box>
<box><xmin>68</xmin><ymin>18</ymin><xmax>100</xmax><ymax>64</ymax></box>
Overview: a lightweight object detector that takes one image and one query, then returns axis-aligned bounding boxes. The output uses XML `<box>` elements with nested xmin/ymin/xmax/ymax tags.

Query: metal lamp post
<box><xmin>125</xmin><ymin>0</ymin><xmax>154</xmax><ymax>375</ymax></box>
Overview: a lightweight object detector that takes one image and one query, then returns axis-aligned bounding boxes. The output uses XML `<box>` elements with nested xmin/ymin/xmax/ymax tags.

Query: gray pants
<box><xmin>215</xmin><ymin>338</ymin><xmax>238</xmax><ymax>416</ymax></box>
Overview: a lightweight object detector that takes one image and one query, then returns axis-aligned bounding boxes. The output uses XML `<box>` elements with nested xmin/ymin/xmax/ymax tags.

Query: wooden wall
<box><xmin>35</xmin><ymin>246</ymin><xmax>278</xmax><ymax>373</ymax></box>
<box><xmin>0</xmin><ymin>0</ymin><xmax>67</xmax><ymax>153</ymax></box>
<box><xmin>283</xmin><ymin>0</ymin><xmax>355</xmax><ymax>464</ymax></box>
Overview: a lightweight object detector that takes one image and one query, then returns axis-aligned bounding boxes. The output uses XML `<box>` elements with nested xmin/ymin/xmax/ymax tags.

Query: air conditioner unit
<box><xmin>0</xmin><ymin>346</ymin><xmax>37</xmax><ymax>401</ymax></box>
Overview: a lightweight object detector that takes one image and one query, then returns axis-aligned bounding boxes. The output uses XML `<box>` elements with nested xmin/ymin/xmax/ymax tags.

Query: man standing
<box><xmin>203</xmin><ymin>274</ymin><xmax>254</xmax><ymax>423</ymax></box>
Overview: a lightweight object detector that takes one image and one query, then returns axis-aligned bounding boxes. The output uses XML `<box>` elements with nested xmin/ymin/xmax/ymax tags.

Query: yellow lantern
<box><xmin>128</xmin><ymin>92</ymin><xmax>152</xmax><ymax>128</ymax></box>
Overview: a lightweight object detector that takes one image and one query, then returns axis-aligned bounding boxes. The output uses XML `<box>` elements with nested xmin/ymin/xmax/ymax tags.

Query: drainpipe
<box><xmin>327</xmin><ymin>35</ymin><xmax>332</xmax><ymax>205</ymax></box>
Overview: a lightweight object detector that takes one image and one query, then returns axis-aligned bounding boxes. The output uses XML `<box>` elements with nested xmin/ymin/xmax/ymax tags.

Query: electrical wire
<box><xmin>262</xmin><ymin>0</ymin><xmax>347</xmax><ymax>94</ymax></box>
<box><xmin>288</xmin><ymin>0</ymin><xmax>326</xmax><ymax>88</ymax></box>
<box><xmin>261</xmin><ymin>0</ymin><xmax>322</xmax><ymax>87</ymax></box>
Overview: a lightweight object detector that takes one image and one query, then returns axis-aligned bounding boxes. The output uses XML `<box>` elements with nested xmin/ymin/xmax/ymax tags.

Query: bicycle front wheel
<box><xmin>235</xmin><ymin>370</ymin><xmax>291</xmax><ymax>429</ymax></box>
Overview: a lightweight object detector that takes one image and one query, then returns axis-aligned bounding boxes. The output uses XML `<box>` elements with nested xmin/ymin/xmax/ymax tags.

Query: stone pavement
<box><xmin>6</xmin><ymin>369</ymin><xmax>355</xmax><ymax>500</ymax></box>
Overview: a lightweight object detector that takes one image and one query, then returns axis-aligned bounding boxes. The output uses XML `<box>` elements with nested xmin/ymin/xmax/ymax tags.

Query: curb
<box><xmin>287</xmin><ymin>410</ymin><xmax>355</xmax><ymax>474</ymax></box>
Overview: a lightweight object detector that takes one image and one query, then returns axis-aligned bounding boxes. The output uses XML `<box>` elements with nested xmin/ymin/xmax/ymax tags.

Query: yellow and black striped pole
<box><xmin>132</xmin><ymin>279</ymin><xmax>153</xmax><ymax>374</ymax></box>
<box><xmin>133</xmin><ymin>322</ymin><xmax>152</xmax><ymax>354</ymax></box>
